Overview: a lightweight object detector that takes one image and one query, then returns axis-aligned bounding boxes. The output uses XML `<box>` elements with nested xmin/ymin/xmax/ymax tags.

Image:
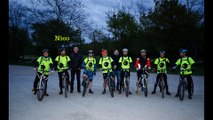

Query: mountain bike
<box><xmin>82</xmin><ymin>68</ymin><xmax>93</xmax><ymax>97</ymax></box>
<box><xmin>102</xmin><ymin>68</ymin><xmax>115</xmax><ymax>97</ymax></box>
<box><xmin>121</xmin><ymin>68</ymin><xmax>130</xmax><ymax>97</ymax></box>
<box><xmin>177</xmin><ymin>67</ymin><xmax>194</xmax><ymax>101</ymax></box>
<box><xmin>36</xmin><ymin>65</ymin><xmax>48</xmax><ymax>101</ymax></box>
<box><xmin>158</xmin><ymin>63</ymin><xmax>166</xmax><ymax>98</ymax></box>
<box><xmin>59</xmin><ymin>64</ymin><xmax>70</xmax><ymax>98</ymax></box>
<box><xmin>138</xmin><ymin>67</ymin><xmax>149</xmax><ymax>97</ymax></box>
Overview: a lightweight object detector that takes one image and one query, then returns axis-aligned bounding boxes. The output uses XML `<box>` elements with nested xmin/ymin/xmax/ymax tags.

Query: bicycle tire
<box><xmin>191</xmin><ymin>80</ymin><xmax>194</xmax><ymax>96</ymax></box>
<box><xmin>63</xmin><ymin>78</ymin><xmax>68</xmax><ymax>98</ymax></box>
<box><xmin>37</xmin><ymin>80</ymin><xmax>45</xmax><ymax>101</ymax></box>
<box><xmin>178</xmin><ymin>81</ymin><xmax>185</xmax><ymax>101</ymax></box>
<box><xmin>143</xmin><ymin>78</ymin><xmax>148</xmax><ymax>97</ymax></box>
<box><xmin>125</xmin><ymin>78</ymin><xmax>129</xmax><ymax>97</ymax></box>
<box><xmin>160</xmin><ymin>77</ymin><xmax>165</xmax><ymax>98</ymax></box>
<box><xmin>82</xmin><ymin>79</ymin><xmax>88</xmax><ymax>97</ymax></box>
<box><xmin>110</xmin><ymin>79</ymin><xmax>114</xmax><ymax>97</ymax></box>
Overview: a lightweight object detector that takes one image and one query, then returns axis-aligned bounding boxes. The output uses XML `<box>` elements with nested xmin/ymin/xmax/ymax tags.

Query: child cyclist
<box><xmin>119</xmin><ymin>48</ymin><xmax>133</xmax><ymax>95</ymax></box>
<box><xmin>32</xmin><ymin>49</ymin><xmax>54</xmax><ymax>96</ymax></box>
<box><xmin>82</xmin><ymin>50</ymin><xmax>97</xmax><ymax>94</ymax></box>
<box><xmin>55</xmin><ymin>47</ymin><xmax>71</xmax><ymax>95</ymax></box>
<box><xmin>135</xmin><ymin>49</ymin><xmax>151</xmax><ymax>95</ymax></box>
<box><xmin>99</xmin><ymin>49</ymin><xmax>115</xmax><ymax>94</ymax></box>
<box><xmin>151</xmin><ymin>50</ymin><xmax>171</xmax><ymax>95</ymax></box>
<box><xmin>172</xmin><ymin>48</ymin><xmax>195</xmax><ymax>99</ymax></box>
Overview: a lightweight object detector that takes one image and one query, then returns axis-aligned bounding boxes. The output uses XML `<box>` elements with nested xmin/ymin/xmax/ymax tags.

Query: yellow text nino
<box><xmin>55</xmin><ymin>35</ymin><xmax>70</xmax><ymax>41</ymax></box>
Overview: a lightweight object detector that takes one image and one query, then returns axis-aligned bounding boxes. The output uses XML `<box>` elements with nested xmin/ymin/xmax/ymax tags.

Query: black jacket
<box><xmin>111</xmin><ymin>55</ymin><xmax>120</xmax><ymax>71</ymax></box>
<box><xmin>70</xmin><ymin>53</ymin><xmax>83</xmax><ymax>70</ymax></box>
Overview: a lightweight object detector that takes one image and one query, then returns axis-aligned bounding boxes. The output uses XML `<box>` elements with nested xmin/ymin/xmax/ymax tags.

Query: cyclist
<box><xmin>135</xmin><ymin>49</ymin><xmax>151</xmax><ymax>94</ymax></box>
<box><xmin>32</xmin><ymin>49</ymin><xmax>54</xmax><ymax>96</ymax></box>
<box><xmin>111</xmin><ymin>49</ymin><xmax>121</xmax><ymax>91</ymax></box>
<box><xmin>99</xmin><ymin>49</ymin><xmax>115</xmax><ymax>94</ymax></box>
<box><xmin>151</xmin><ymin>50</ymin><xmax>171</xmax><ymax>95</ymax></box>
<box><xmin>82</xmin><ymin>50</ymin><xmax>97</xmax><ymax>94</ymax></box>
<box><xmin>55</xmin><ymin>47</ymin><xmax>71</xmax><ymax>95</ymax></box>
<box><xmin>119</xmin><ymin>48</ymin><xmax>133</xmax><ymax>95</ymax></box>
<box><xmin>172</xmin><ymin>48</ymin><xmax>195</xmax><ymax>99</ymax></box>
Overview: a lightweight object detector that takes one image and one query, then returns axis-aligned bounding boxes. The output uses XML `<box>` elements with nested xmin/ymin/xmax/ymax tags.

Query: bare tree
<box><xmin>28</xmin><ymin>0</ymin><xmax>90</xmax><ymax>33</ymax></box>
<box><xmin>9</xmin><ymin>1</ymin><xmax>30</xmax><ymax>29</ymax></box>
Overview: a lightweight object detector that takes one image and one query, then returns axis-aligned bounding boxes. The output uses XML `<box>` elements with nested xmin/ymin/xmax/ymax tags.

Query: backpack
<box><xmin>121</xmin><ymin>56</ymin><xmax>130</xmax><ymax>63</ymax></box>
<box><xmin>57</xmin><ymin>55</ymin><xmax>68</xmax><ymax>63</ymax></box>
<box><xmin>157</xmin><ymin>58</ymin><xmax>167</xmax><ymax>65</ymax></box>
<box><xmin>85</xmin><ymin>57</ymin><xmax>95</xmax><ymax>65</ymax></box>
<box><xmin>100</xmin><ymin>56</ymin><xmax>111</xmax><ymax>64</ymax></box>
<box><xmin>39</xmin><ymin>56</ymin><xmax>50</xmax><ymax>64</ymax></box>
<box><xmin>180</xmin><ymin>56</ymin><xmax>191</xmax><ymax>65</ymax></box>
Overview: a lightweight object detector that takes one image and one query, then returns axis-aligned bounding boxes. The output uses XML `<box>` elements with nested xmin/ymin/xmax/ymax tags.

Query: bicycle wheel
<box><xmin>63</xmin><ymin>78</ymin><xmax>68</xmax><ymax>98</ymax></box>
<box><xmin>110</xmin><ymin>78</ymin><xmax>114</xmax><ymax>97</ymax></box>
<box><xmin>160</xmin><ymin>77</ymin><xmax>165</xmax><ymax>98</ymax></box>
<box><xmin>125</xmin><ymin>78</ymin><xmax>129</xmax><ymax>97</ymax></box>
<box><xmin>37</xmin><ymin>80</ymin><xmax>45</xmax><ymax>101</ymax></box>
<box><xmin>191</xmin><ymin>80</ymin><xmax>194</xmax><ymax>96</ymax></box>
<box><xmin>143</xmin><ymin>78</ymin><xmax>148</xmax><ymax>97</ymax></box>
<box><xmin>82</xmin><ymin>79</ymin><xmax>88</xmax><ymax>97</ymax></box>
<box><xmin>178</xmin><ymin>80</ymin><xmax>185</xmax><ymax>101</ymax></box>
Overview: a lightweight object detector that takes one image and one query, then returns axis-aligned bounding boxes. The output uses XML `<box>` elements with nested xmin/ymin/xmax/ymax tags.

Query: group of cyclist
<box><xmin>32</xmin><ymin>47</ymin><xmax>195</xmax><ymax>99</ymax></box>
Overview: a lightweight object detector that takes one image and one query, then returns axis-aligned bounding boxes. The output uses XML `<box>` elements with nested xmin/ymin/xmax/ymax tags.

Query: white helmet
<box><xmin>122</xmin><ymin>48</ymin><xmax>128</xmax><ymax>52</ymax></box>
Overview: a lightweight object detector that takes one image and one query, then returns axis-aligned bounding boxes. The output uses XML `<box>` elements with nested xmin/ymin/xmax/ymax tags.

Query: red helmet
<box><xmin>101</xmin><ymin>49</ymin><xmax>107</xmax><ymax>55</ymax></box>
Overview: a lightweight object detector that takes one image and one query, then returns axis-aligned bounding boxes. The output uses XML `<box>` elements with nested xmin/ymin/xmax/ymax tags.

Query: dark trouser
<box><xmin>177</xmin><ymin>74</ymin><xmax>193</xmax><ymax>95</ymax></box>
<box><xmin>33</xmin><ymin>72</ymin><xmax>48</xmax><ymax>92</ymax></box>
<box><xmin>58</xmin><ymin>70</ymin><xmax>70</xmax><ymax>91</ymax></box>
<box><xmin>113</xmin><ymin>70</ymin><xmax>121</xmax><ymax>90</ymax></box>
<box><xmin>120</xmin><ymin>71</ymin><xmax>130</xmax><ymax>91</ymax></box>
<box><xmin>71</xmin><ymin>69</ymin><xmax>81</xmax><ymax>91</ymax></box>
<box><xmin>153</xmin><ymin>73</ymin><xmax>169</xmax><ymax>92</ymax></box>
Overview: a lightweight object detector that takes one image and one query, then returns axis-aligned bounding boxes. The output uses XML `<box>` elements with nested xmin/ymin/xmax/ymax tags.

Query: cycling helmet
<box><xmin>140</xmin><ymin>49</ymin><xmax>146</xmax><ymax>54</ymax></box>
<box><xmin>59</xmin><ymin>47</ymin><xmax>66</xmax><ymax>52</ymax></box>
<box><xmin>101</xmin><ymin>49</ymin><xmax>108</xmax><ymax>55</ymax></box>
<box><xmin>159</xmin><ymin>50</ymin><xmax>166</xmax><ymax>54</ymax></box>
<box><xmin>122</xmin><ymin>48</ymin><xmax>128</xmax><ymax>52</ymax></box>
<box><xmin>42</xmin><ymin>49</ymin><xmax>49</xmax><ymax>53</ymax></box>
<box><xmin>88</xmin><ymin>50</ymin><xmax>93</xmax><ymax>54</ymax></box>
<box><xmin>180</xmin><ymin>48</ymin><xmax>188</xmax><ymax>53</ymax></box>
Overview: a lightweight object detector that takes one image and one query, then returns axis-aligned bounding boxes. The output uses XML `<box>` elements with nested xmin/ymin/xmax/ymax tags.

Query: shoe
<box><xmin>116</xmin><ymin>87</ymin><xmax>119</xmax><ymax>91</ymax></box>
<box><xmin>166</xmin><ymin>91</ymin><xmax>171</xmax><ymax>95</ymax></box>
<box><xmin>44</xmin><ymin>92</ymin><xmax>49</xmax><ymax>96</ymax></box>
<box><xmin>136</xmin><ymin>90</ymin><xmax>140</xmax><ymax>95</ymax></box>
<box><xmin>129</xmin><ymin>91</ymin><xmax>132</xmax><ymax>95</ymax></box>
<box><xmin>59</xmin><ymin>91</ymin><xmax>63</xmax><ymax>95</ymax></box>
<box><xmin>89</xmin><ymin>89</ymin><xmax>94</xmax><ymax>94</ymax></box>
<box><xmin>188</xmin><ymin>95</ymin><xmax>192</xmax><ymax>99</ymax></box>
<box><xmin>32</xmin><ymin>89</ymin><xmax>37</xmax><ymax>95</ymax></box>
<box><xmin>102</xmin><ymin>89</ymin><xmax>106</xmax><ymax>94</ymax></box>
<box><xmin>151</xmin><ymin>90</ymin><xmax>156</xmax><ymax>94</ymax></box>
<box><xmin>175</xmin><ymin>93</ymin><xmax>179</xmax><ymax>97</ymax></box>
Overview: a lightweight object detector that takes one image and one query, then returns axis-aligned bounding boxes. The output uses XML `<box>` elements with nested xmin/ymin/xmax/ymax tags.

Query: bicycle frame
<box><xmin>102</xmin><ymin>68</ymin><xmax>114</xmax><ymax>97</ymax></box>
<box><xmin>36</xmin><ymin>69</ymin><xmax>49</xmax><ymax>101</ymax></box>
<box><xmin>82</xmin><ymin>69</ymin><xmax>93</xmax><ymax>97</ymax></box>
